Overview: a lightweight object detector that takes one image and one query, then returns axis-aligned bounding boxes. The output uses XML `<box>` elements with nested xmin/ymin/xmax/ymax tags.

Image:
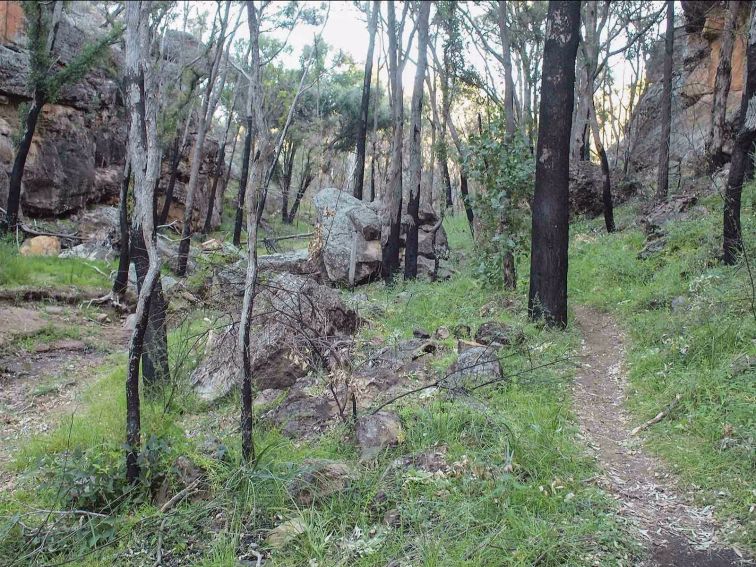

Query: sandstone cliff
<box><xmin>0</xmin><ymin>1</ymin><xmax>222</xmax><ymax>228</ymax></box>
<box><xmin>623</xmin><ymin>1</ymin><xmax>749</xmax><ymax>189</ymax></box>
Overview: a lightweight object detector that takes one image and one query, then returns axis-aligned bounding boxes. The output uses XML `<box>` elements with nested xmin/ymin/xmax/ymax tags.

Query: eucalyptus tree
<box><xmin>656</xmin><ymin>0</ymin><xmax>674</xmax><ymax>202</ymax></box>
<box><xmin>176</xmin><ymin>3</ymin><xmax>234</xmax><ymax>275</ymax></box>
<box><xmin>528</xmin><ymin>0</ymin><xmax>580</xmax><ymax>328</ymax></box>
<box><xmin>123</xmin><ymin>0</ymin><xmax>166</xmax><ymax>483</ymax></box>
<box><xmin>404</xmin><ymin>1</ymin><xmax>431</xmax><ymax>280</ymax></box>
<box><xmin>353</xmin><ymin>1</ymin><xmax>380</xmax><ymax>200</ymax></box>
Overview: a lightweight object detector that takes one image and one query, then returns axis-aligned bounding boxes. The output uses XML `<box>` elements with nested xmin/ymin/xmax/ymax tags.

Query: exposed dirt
<box><xmin>572</xmin><ymin>306</ymin><xmax>751</xmax><ymax>566</ymax></box>
<box><xmin>0</xmin><ymin>301</ymin><xmax>129</xmax><ymax>492</ymax></box>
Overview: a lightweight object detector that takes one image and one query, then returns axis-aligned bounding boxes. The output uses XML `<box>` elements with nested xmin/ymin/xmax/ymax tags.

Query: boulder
<box><xmin>569</xmin><ymin>162</ymin><xmax>604</xmax><ymax>218</ymax></box>
<box><xmin>639</xmin><ymin>194</ymin><xmax>698</xmax><ymax>235</ymax></box>
<box><xmin>312</xmin><ymin>188</ymin><xmax>382</xmax><ymax>285</ymax></box>
<box><xmin>258</xmin><ymin>249</ymin><xmax>319</xmax><ymax>276</ymax></box>
<box><xmin>287</xmin><ymin>459</ymin><xmax>357</xmax><ymax>506</ymax></box>
<box><xmin>474</xmin><ymin>321</ymin><xmax>524</xmax><ymax>347</ymax></box>
<box><xmin>191</xmin><ymin>274</ymin><xmax>358</xmax><ymax>401</ymax></box>
<box><xmin>445</xmin><ymin>346</ymin><xmax>503</xmax><ymax>391</ymax></box>
<box><xmin>19</xmin><ymin>235</ymin><xmax>61</xmax><ymax>256</ymax></box>
<box><xmin>355</xmin><ymin>411</ymin><xmax>403</xmax><ymax>460</ymax></box>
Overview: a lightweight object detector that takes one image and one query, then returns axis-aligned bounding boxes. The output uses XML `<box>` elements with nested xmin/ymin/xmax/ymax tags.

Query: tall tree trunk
<box><xmin>446</xmin><ymin>114</ymin><xmax>475</xmax><ymax>238</ymax></box>
<box><xmin>724</xmin><ymin>4</ymin><xmax>756</xmax><ymax>264</ymax></box>
<box><xmin>234</xmin><ymin>118</ymin><xmax>254</xmax><ymax>247</ymax></box>
<box><xmin>353</xmin><ymin>0</ymin><xmax>379</xmax><ymax>199</ymax></box>
<box><xmin>382</xmin><ymin>0</ymin><xmax>404</xmax><ymax>281</ymax></box>
<box><xmin>2</xmin><ymin>89</ymin><xmax>45</xmax><ymax>235</ymax></box>
<box><xmin>113</xmin><ymin>163</ymin><xmax>131</xmax><ymax>296</ymax></box>
<box><xmin>589</xmin><ymin>104</ymin><xmax>615</xmax><ymax>233</ymax></box>
<box><xmin>177</xmin><ymin>4</ymin><xmax>230</xmax><ymax>275</ymax></box>
<box><xmin>204</xmin><ymin>91</ymin><xmax>239</xmax><ymax>234</ymax></box>
<box><xmin>404</xmin><ymin>2</ymin><xmax>430</xmax><ymax>280</ymax></box>
<box><xmin>202</xmin><ymin>157</ymin><xmax>222</xmax><ymax>234</ymax></box>
<box><xmin>124</xmin><ymin>0</ymin><xmax>166</xmax><ymax>483</ymax></box>
<box><xmin>707</xmin><ymin>0</ymin><xmax>742</xmax><ymax>170</ymax></box>
<box><xmin>497</xmin><ymin>0</ymin><xmax>517</xmax><ymax>139</ymax></box>
<box><xmin>218</xmin><ymin>123</ymin><xmax>240</xmax><ymax>227</ymax></box>
<box><xmin>287</xmin><ymin>149</ymin><xmax>313</xmax><ymax>224</ymax></box>
<box><xmin>278</xmin><ymin>139</ymin><xmax>297</xmax><ymax>223</ymax></box>
<box><xmin>656</xmin><ymin>0</ymin><xmax>674</xmax><ymax>202</ymax></box>
<box><xmin>158</xmin><ymin>106</ymin><xmax>194</xmax><ymax>227</ymax></box>
<box><xmin>528</xmin><ymin>0</ymin><xmax>580</xmax><ymax>328</ymax></box>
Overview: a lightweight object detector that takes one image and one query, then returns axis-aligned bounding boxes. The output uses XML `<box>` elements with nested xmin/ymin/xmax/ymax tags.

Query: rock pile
<box><xmin>191</xmin><ymin>273</ymin><xmax>358</xmax><ymax>402</ymax></box>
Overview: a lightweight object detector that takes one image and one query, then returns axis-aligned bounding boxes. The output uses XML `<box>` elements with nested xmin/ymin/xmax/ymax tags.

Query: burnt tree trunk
<box><xmin>113</xmin><ymin>163</ymin><xmax>132</xmax><ymax>296</ymax></box>
<box><xmin>287</xmin><ymin>149</ymin><xmax>313</xmax><ymax>224</ymax></box>
<box><xmin>724</xmin><ymin>4</ymin><xmax>756</xmax><ymax>264</ymax></box>
<box><xmin>353</xmin><ymin>0</ymin><xmax>379</xmax><ymax>199</ymax></box>
<box><xmin>202</xmin><ymin>155</ymin><xmax>223</xmax><ymax>234</ymax></box>
<box><xmin>497</xmin><ymin>0</ymin><xmax>517</xmax><ymax>139</ymax></box>
<box><xmin>404</xmin><ymin>1</ymin><xmax>430</xmax><ymax>280</ymax></box>
<box><xmin>233</xmin><ymin>117</ymin><xmax>254</xmax><ymax>247</ymax></box>
<box><xmin>528</xmin><ymin>0</ymin><xmax>580</xmax><ymax>328</ymax></box>
<box><xmin>157</xmin><ymin>134</ymin><xmax>181</xmax><ymax>226</ymax></box>
<box><xmin>2</xmin><ymin>89</ymin><xmax>45</xmax><ymax>235</ymax></box>
<box><xmin>123</xmin><ymin>1</ymin><xmax>166</xmax><ymax>483</ymax></box>
<box><xmin>382</xmin><ymin>0</ymin><xmax>404</xmax><ymax>281</ymax></box>
<box><xmin>707</xmin><ymin>1</ymin><xmax>742</xmax><ymax>170</ymax></box>
<box><xmin>656</xmin><ymin>0</ymin><xmax>674</xmax><ymax>202</ymax></box>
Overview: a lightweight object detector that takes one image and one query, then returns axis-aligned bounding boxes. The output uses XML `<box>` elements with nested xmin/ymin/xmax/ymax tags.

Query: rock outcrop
<box><xmin>619</xmin><ymin>2</ymin><xmax>749</xmax><ymax>189</ymax></box>
<box><xmin>0</xmin><ymin>2</ymin><xmax>221</xmax><ymax>227</ymax></box>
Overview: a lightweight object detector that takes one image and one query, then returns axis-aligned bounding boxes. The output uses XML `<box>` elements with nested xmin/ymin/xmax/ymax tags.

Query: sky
<box><xmin>181</xmin><ymin>1</ymin><xmax>664</xmax><ymax>143</ymax></box>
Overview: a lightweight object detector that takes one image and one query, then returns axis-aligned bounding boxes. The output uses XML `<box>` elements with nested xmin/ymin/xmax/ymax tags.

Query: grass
<box><xmin>0</xmin><ymin>213</ymin><xmax>638</xmax><ymax>566</ymax></box>
<box><xmin>569</xmin><ymin>188</ymin><xmax>756</xmax><ymax>550</ymax></box>
<box><xmin>0</xmin><ymin>239</ymin><xmax>111</xmax><ymax>290</ymax></box>
<box><xmin>3</xmin><ymin>194</ymin><xmax>752</xmax><ymax>564</ymax></box>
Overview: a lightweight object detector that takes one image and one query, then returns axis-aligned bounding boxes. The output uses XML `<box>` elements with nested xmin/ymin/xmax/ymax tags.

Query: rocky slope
<box><xmin>0</xmin><ymin>1</ymin><xmax>221</xmax><ymax>227</ymax></box>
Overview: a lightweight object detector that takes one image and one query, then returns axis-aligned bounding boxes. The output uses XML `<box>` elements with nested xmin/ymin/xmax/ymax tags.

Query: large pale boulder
<box><xmin>312</xmin><ymin>188</ymin><xmax>382</xmax><ymax>285</ymax></box>
<box><xmin>19</xmin><ymin>235</ymin><xmax>61</xmax><ymax>257</ymax></box>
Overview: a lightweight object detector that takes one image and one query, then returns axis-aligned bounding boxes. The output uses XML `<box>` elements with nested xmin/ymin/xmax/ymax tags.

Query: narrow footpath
<box><xmin>572</xmin><ymin>306</ymin><xmax>749</xmax><ymax>567</ymax></box>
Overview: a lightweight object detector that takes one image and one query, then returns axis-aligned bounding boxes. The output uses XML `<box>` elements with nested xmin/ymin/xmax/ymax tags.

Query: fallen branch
<box><xmin>0</xmin><ymin>287</ymin><xmax>108</xmax><ymax>304</ymax></box>
<box><xmin>264</xmin><ymin>231</ymin><xmax>314</xmax><ymax>243</ymax></box>
<box><xmin>630</xmin><ymin>394</ymin><xmax>681</xmax><ymax>436</ymax></box>
<box><xmin>159</xmin><ymin>479</ymin><xmax>200</xmax><ymax>514</ymax></box>
<box><xmin>19</xmin><ymin>223</ymin><xmax>83</xmax><ymax>241</ymax></box>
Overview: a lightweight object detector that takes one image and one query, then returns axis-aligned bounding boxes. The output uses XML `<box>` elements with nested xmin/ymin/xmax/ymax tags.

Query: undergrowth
<box><xmin>0</xmin><ymin>214</ymin><xmax>638</xmax><ymax>566</ymax></box>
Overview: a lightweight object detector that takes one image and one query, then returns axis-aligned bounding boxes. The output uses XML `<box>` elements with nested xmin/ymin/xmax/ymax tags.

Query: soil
<box><xmin>573</xmin><ymin>305</ymin><xmax>751</xmax><ymax>566</ymax></box>
<box><xmin>0</xmin><ymin>300</ymin><xmax>129</xmax><ymax>492</ymax></box>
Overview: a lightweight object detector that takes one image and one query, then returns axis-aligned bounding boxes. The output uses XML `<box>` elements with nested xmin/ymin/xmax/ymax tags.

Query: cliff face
<box><xmin>0</xmin><ymin>1</ymin><xmax>222</xmax><ymax>228</ymax></box>
<box><xmin>624</xmin><ymin>1</ymin><xmax>748</xmax><ymax>188</ymax></box>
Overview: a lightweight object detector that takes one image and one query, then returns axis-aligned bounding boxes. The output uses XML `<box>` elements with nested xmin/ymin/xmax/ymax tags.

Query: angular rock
<box><xmin>313</xmin><ymin>188</ymin><xmax>382</xmax><ymax>285</ymax></box>
<box><xmin>191</xmin><ymin>274</ymin><xmax>358</xmax><ymax>401</ymax></box>
<box><xmin>267</xmin><ymin>518</ymin><xmax>307</xmax><ymax>549</ymax></box>
<box><xmin>445</xmin><ymin>346</ymin><xmax>503</xmax><ymax>391</ymax></box>
<box><xmin>474</xmin><ymin>321</ymin><xmax>524</xmax><ymax>347</ymax></box>
<box><xmin>356</xmin><ymin>411</ymin><xmax>403</xmax><ymax>460</ymax></box>
<box><xmin>287</xmin><ymin>459</ymin><xmax>356</xmax><ymax>506</ymax></box>
<box><xmin>258</xmin><ymin>249</ymin><xmax>319</xmax><ymax>276</ymax></box>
